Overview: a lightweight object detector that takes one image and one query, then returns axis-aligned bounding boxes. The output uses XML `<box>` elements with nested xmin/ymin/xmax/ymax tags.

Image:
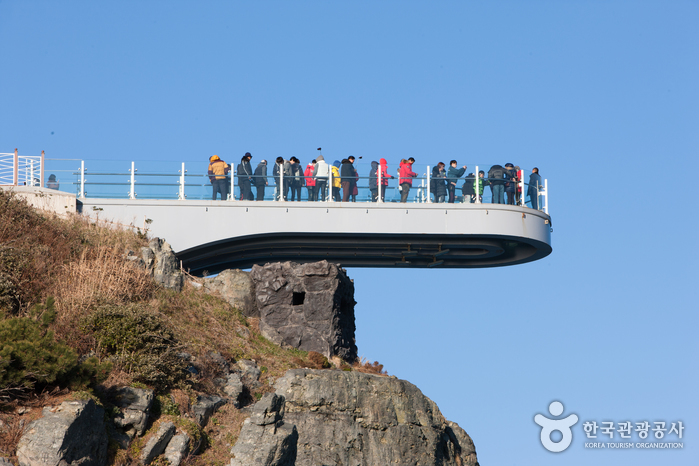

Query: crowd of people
<box><xmin>207</xmin><ymin>153</ymin><xmax>543</xmax><ymax>209</ymax></box>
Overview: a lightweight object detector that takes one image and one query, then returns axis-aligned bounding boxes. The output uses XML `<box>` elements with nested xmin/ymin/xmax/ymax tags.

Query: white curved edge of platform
<box><xmin>79</xmin><ymin>199</ymin><xmax>552</xmax><ymax>254</ymax></box>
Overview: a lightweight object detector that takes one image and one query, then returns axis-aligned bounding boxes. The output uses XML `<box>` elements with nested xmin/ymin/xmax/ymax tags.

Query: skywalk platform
<box><xmin>79</xmin><ymin>199</ymin><xmax>553</xmax><ymax>275</ymax></box>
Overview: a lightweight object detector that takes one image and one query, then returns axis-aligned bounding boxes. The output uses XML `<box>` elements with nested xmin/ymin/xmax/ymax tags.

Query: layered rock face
<box><xmin>250</xmin><ymin>261</ymin><xmax>357</xmax><ymax>362</ymax></box>
<box><xmin>203</xmin><ymin>269</ymin><xmax>257</xmax><ymax>317</ymax></box>
<box><xmin>231</xmin><ymin>369</ymin><xmax>479</xmax><ymax>466</ymax></box>
<box><xmin>126</xmin><ymin>237</ymin><xmax>184</xmax><ymax>291</ymax></box>
<box><xmin>16</xmin><ymin>400</ymin><xmax>108</xmax><ymax>466</ymax></box>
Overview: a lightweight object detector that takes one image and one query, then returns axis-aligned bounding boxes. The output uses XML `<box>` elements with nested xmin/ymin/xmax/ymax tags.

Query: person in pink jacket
<box><xmin>376</xmin><ymin>158</ymin><xmax>394</xmax><ymax>201</ymax></box>
<box><xmin>399</xmin><ymin>157</ymin><xmax>417</xmax><ymax>203</ymax></box>
<box><xmin>304</xmin><ymin>161</ymin><xmax>317</xmax><ymax>201</ymax></box>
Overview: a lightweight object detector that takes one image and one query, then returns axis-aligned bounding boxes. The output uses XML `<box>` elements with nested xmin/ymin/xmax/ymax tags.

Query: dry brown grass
<box><xmin>353</xmin><ymin>358</ymin><xmax>388</xmax><ymax>376</ymax></box>
<box><xmin>56</xmin><ymin>246</ymin><xmax>156</xmax><ymax>314</ymax></box>
<box><xmin>0</xmin><ymin>191</ymin><xmax>148</xmax><ymax>317</ymax></box>
<box><xmin>183</xmin><ymin>404</ymin><xmax>248</xmax><ymax>466</ymax></box>
<box><xmin>0</xmin><ymin>413</ymin><xmax>27</xmax><ymax>460</ymax></box>
<box><xmin>52</xmin><ymin>246</ymin><xmax>156</xmax><ymax>350</ymax></box>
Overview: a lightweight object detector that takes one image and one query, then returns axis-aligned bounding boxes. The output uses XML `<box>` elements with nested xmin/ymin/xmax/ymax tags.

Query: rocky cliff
<box><xmin>231</xmin><ymin>369</ymin><xmax>479</xmax><ymax>466</ymax></box>
<box><xmin>0</xmin><ymin>194</ymin><xmax>478</xmax><ymax>465</ymax></box>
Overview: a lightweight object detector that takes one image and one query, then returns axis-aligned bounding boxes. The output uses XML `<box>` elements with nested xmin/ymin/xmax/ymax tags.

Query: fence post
<box><xmin>13</xmin><ymin>149</ymin><xmax>18</xmax><ymax>186</ymax></box>
<box><xmin>29</xmin><ymin>159</ymin><xmax>35</xmax><ymax>186</ymax></box>
<box><xmin>280</xmin><ymin>167</ymin><xmax>284</xmax><ymax>202</ymax></box>
<box><xmin>544</xmin><ymin>179</ymin><xmax>548</xmax><ymax>214</ymax></box>
<box><xmin>79</xmin><ymin>160</ymin><xmax>85</xmax><ymax>199</ymax></box>
<box><xmin>40</xmin><ymin>151</ymin><xmax>45</xmax><ymax>188</ymax></box>
<box><xmin>519</xmin><ymin>168</ymin><xmax>525</xmax><ymax>206</ymax></box>
<box><xmin>426</xmin><ymin>165</ymin><xmax>431</xmax><ymax>203</ymax></box>
<box><xmin>229</xmin><ymin>165</ymin><xmax>234</xmax><ymax>201</ymax></box>
<box><xmin>328</xmin><ymin>168</ymin><xmax>333</xmax><ymax>202</ymax></box>
<box><xmin>129</xmin><ymin>161</ymin><xmax>136</xmax><ymax>199</ymax></box>
<box><xmin>179</xmin><ymin>162</ymin><xmax>186</xmax><ymax>200</ymax></box>
<box><xmin>378</xmin><ymin>166</ymin><xmax>382</xmax><ymax>203</ymax></box>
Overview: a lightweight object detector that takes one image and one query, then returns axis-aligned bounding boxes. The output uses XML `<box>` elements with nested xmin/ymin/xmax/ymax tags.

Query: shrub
<box><xmin>307</xmin><ymin>351</ymin><xmax>331</xmax><ymax>369</ymax></box>
<box><xmin>0</xmin><ymin>298</ymin><xmax>109</xmax><ymax>399</ymax></box>
<box><xmin>353</xmin><ymin>358</ymin><xmax>387</xmax><ymax>376</ymax></box>
<box><xmin>81</xmin><ymin>304</ymin><xmax>187</xmax><ymax>389</ymax></box>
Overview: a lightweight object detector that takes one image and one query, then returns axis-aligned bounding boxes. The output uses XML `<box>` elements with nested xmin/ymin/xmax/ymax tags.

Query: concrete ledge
<box><xmin>0</xmin><ymin>186</ymin><xmax>76</xmax><ymax>216</ymax></box>
<box><xmin>79</xmin><ymin>199</ymin><xmax>553</xmax><ymax>271</ymax></box>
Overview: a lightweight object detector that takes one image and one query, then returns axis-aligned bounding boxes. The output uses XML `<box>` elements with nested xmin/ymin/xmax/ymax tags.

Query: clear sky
<box><xmin>2</xmin><ymin>1</ymin><xmax>697</xmax><ymax>465</ymax></box>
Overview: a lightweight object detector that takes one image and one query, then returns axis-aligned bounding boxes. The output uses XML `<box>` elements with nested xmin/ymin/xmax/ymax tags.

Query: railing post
<box><xmin>129</xmin><ymin>161</ymin><xmax>136</xmax><ymax>199</ymax></box>
<box><xmin>519</xmin><ymin>169</ymin><xmax>525</xmax><ymax>206</ymax></box>
<box><xmin>229</xmin><ymin>165</ymin><xmax>234</xmax><ymax>201</ymax></box>
<box><xmin>13</xmin><ymin>148</ymin><xmax>18</xmax><ymax>186</ymax></box>
<box><xmin>280</xmin><ymin>166</ymin><xmax>284</xmax><ymax>202</ymax></box>
<box><xmin>79</xmin><ymin>160</ymin><xmax>85</xmax><ymax>199</ymax></box>
<box><xmin>475</xmin><ymin>165</ymin><xmax>480</xmax><ymax>204</ymax></box>
<box><xmin>40</xmin><ymin>150</ymin><xmax>45</xmax><ymax>188</ymax></box>
<box><xmin>328</xmin><ymin>168</ymin><xmax>333</xmax><ymax>202</ymax></box>
<box><xmin>178</xmin><ymin>162</ymin><xmax>186</xmax><ymax>200</ymax></box>
<box><xmin>377</xmin><ymin>166</ymin><xmax>382</xmax><ymax>203</ymax></box>
<box><xmin>544</xmin><ymin>178</ymin><xmax>549</xmax><ymax>214</ymax></box>
<box><xmin>426</xmin><ymin>165</ymin><xmax>431</xmax><ymax>203</ymax></box>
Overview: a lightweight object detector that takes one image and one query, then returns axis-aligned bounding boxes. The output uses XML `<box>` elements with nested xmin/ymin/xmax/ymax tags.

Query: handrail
<box><xmin>0</xmin><ymin>153</ymin><xmax>549</xmax><ymax>213</ymax></box>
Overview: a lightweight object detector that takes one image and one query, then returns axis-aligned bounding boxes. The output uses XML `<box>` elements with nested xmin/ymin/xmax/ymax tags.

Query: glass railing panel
<box><xmin>31</xmin><ymin>157</ymin><xmax>547</xmax><ymax>210</ymax></box>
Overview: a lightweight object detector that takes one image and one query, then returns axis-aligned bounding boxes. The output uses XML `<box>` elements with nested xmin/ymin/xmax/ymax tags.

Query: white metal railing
<box><xmin>1</xmin><ymin>153</ymin><xmax>550</xmax><ymax>213</ymax></box>
<box><xmin>0</xmin><ymin>149</ymin><xmax>45</xmax><ymax>187</ymax></box>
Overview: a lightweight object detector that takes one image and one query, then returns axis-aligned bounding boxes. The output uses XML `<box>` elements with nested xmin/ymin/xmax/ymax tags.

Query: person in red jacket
<box><xmin>304</xmin><ymin>160</ymin><xmax>317</xmax><ymax>201</ymax></box>
<box><xmin>377</xmin><ymin>158</ymin><xmax>394</xmax><ymax>201</ymax></box>
<box><xmin>399</xmin><ymin>157</ymin><xmax>417</xmax><ymax>203</ymax></box>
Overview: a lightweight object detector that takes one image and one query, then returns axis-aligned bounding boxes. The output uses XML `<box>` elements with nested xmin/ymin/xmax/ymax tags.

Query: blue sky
<box><xmin>2</xmin><ymin>1</ymin><xmax>697</xmax><ymax>465</ymax></box>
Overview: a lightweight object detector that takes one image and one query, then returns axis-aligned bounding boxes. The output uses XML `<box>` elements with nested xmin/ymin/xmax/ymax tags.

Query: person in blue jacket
<box><xmin>446</xmin><ymin>160</ymin><xmax>467</xmax><ymax>203</ymax></box>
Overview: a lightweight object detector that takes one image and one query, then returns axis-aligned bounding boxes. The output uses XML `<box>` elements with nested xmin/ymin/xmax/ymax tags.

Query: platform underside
<box><xmin>178</xmin><ymin>232</ymin><xmax>552</xmax><ymax>275</ymax></box>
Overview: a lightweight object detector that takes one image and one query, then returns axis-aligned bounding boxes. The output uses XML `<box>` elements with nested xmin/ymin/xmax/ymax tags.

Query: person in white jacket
<box><xmin>313</xmin><ymin>155</ymin><xmax>330</xmax><ymax>201</ymax></box>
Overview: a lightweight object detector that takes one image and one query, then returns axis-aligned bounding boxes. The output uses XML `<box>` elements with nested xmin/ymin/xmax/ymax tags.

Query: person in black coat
<box><xmin>488</xmin><ymin>164</ymin><xmax>506</xmax><ymax>204</ymax></box>
<box><xmin>430</xmin><ymin>163</ymin><xmax>447</xmax><ymax>203</ymax></box>
<box><xmin>504</xmin><ymin>162</ymin><xmax>517</xmax><ymax>205</ymax></box>
<box><xmin>528</xmin><ymin>167</ymin><xmax>542</xmax><ymax>210</ymax></box>
<box><xmin>237</xmin><ymin>153</ymin><xmax>254</xmax><ymax>200</ymax></box>
<box><xmin>369</xmin><ymin>161</ymin><xmax>379</xmax><ymax>202</ymax></box>
<box><xmin>289</xmin><ymin>157</ymin><xmax>304</xmax><ymax>201</ymax></box>
<box><xmin>254</xmin><ymin>160</ymin><xmax>268</xmax><ymax>201</ymax></box>
<box><xmin>340</xmin><ymin>156</ymin><xmax>356</xmax><ymax>202</ymax></box>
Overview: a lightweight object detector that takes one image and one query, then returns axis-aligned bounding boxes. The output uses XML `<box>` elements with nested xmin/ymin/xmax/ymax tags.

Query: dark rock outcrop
<box><xmin>222</xmin><ymin>373</ymin><xmax>244</xmax><ymax>406</ymax></box>
<box><xmin>203</xmin><ymin>269</ymin><xmax>257</xmax><ymax>317</ymax></box>
<box><xmin>230</xmin><ymin>393</ymin><xmax>298</xmax><ymax>466</ymax></box>
<box><xmin>237</xmin><ymin>359</ymin><xmax>262</xmax><ymax>389</ymax></box>
<box><xmin>250</xmin><ymin>261</ymin><xmax>357</xmax><ymax>362</ymax></box>
<box><xmin>163</xmin><ymin>433</ymin><xmax>190</xmax><ymax>466</ymax></box>
<box><xmin>264</xmin><ymin>369</ymin><xmax>479</xmax><ymax>466</ymax></box>
<box><xmin>192</xmin><ymin>395</ymin><xmax>226</xmax><ymax>427</ymax></box>
<box><xmin>16</xmin><ymin>399</ymin><xmax>108</xmax><ymax>466</ymax></box>
<box><xmin>125</xmin><ymin>237</ymin><xmax>183</xmax><ymax>291</ymax></box>
<box><xmin>111</xmin><ymin>386</ymin><xmax>154</xmax><ymax>437</ymax></box>
<box><xmin>140</xmin><ymin>421</ymin><xmax>176</xmax><ymax>464</ymax></box>
<box><xmin>139</xmin><ymin>238</ymin><xmax>184</xmax><ymax>292</ymax></box>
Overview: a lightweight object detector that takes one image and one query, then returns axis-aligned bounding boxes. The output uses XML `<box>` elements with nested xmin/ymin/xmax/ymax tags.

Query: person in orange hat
<box><xmin>208</xmin><ymin>155</ymin><xmax>230</xmax><ymax>200</ymax></box>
